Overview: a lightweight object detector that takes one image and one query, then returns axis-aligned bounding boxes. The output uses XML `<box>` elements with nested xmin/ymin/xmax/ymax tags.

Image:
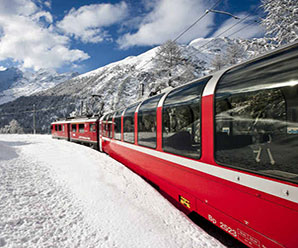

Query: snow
<box><xmin>78</xmin><ymin>47</ymin><xmax>159</xmax><ymax>79</ymax></box>
<box><xmin>0</xmin><ymin>134</ymin><xmax>225</xmax><ymax>248</ymax></box>
<box><xmin>0</xmin><ymin>69</ymin><xmax>78</xmax><ymax>105</ymax></box>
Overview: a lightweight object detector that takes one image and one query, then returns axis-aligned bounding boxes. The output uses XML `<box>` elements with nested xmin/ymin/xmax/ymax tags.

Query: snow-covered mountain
<box><xmin>0</xmin><ymin>68</ymin><xmax>78</xmax><ymax>104</ymax></box>
<box><xmin>0</xmin><ymin>37</ymin><xmax>272</xmax><ymax>133</ymax></box>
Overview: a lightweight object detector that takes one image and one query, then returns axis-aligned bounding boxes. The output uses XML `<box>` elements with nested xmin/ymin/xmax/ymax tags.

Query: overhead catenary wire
<box><xmin>0</xmin><ymin>1</ymin><xmax>259</xmax><ymax>116</ymax></box>
<box><xmin>0</xmin><ymin>0</ymin><xmax>224</xmax><ymax>113</ymax></box>
<box><xmin>187</xmin><ymin>11</ymin><xmax>258</xmax><ymax>57</ymax></box>
<box><xmin>173</xmin><ymin>0</ymin><xmax>223</xmax><ymax>43</ymax></box>
<box><xmin>171</xmin><ymin>11</ymin><xmax>264</xmax><ymax>81</ymax></box>
<box><xmin>136</xmin><ymin>0</ymin><xmax>223</xmax><ymax>72</ymax></box>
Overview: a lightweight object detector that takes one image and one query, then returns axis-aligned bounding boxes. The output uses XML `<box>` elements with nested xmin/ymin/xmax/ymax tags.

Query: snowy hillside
<box><xmin>0</xmin><ymin>134</ymin><xmax>226</xmax><ymax>248</ymax></box>
<box><xmin>0</xmin><ymin>37</ymin><xmax>272</xmax><ymax>133</ymax></box>
<box><xmin>0</xmin><ymin>68</ymin><xmax>78</xmax><ymax>104</ymax></box>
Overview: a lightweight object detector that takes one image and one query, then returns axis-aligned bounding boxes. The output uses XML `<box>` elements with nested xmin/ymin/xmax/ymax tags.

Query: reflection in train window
<box><xmin>123</xmin><ymin>103</ymin><xmax>139</xmax><ymax>143</ymax></box>
<box><xmin>108</xmin><ymin>114</ymin><xmax>113</xmax><ymax>138</ymax></box>
<box><xmin>138</xmin><ymin>94</ymin><xmax>164</xmax><ymax>148</ymax></box>
<box><xmin>215</xmin><ymin>45</ymin><xmax>298</xmax><ymax>184</ymax></box>
<box><xmin>89</xmin><ymin>124</ymin><xmax>96</xmax><ymax>132</ymax></box>
<box><xmin>162</xmin><ymin>78</ymin><xmax>209</xmax><ymax>159</ymax></box>
<box><xmin>114</xmin><ymin>110</ymin><xmax>123</xmax><ymax>140</ymax></box>
<box><xmin>103</xmin><ymin>114</ymin><xmax>110</xmax><ymax>137</ymax></box>
<box><xmin>72</xmin><ymin>124</ymin><xmax>77</xmax><ymax>132</ymax></box>
<box><xmin>79</xmin><ymin>124</ymin><xmax>84</xmax><ymax>133</ymax></box>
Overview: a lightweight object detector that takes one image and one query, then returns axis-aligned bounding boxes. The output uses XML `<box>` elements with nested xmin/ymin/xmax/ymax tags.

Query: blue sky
<box><xmin>0</xmin><ymin>0</ymin><xmax>264</xmax><ymax>74</ymax></box>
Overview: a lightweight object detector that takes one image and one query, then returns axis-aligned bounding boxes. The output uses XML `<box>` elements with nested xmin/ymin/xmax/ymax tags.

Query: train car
<box><xmin>99</xmin><ymin>42</ymin><xmax>298</xmax><ymax>248</ymax></box>
<box><xmin>51</xmin><ymin>119</ymin><xmax>70</xmax><ymax>141</ymax></box>
<box><xmin>69</xmin><ymin>116</ymin><xmax>100</xmax><ymax>149</ymax></box>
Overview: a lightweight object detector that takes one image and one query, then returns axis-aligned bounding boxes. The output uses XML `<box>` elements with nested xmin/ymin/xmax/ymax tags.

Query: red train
<box><xmin>51</xmin><ymin>116</ymin><xmax>100</xmax><ymax>149</ymax></box>
<box><xmin>52</xmin><ymin>42</ymin><xmax>298</xmax><ymax>248</ymax></box>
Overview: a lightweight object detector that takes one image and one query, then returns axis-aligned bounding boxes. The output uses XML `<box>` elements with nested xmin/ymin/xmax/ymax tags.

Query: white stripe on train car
<box><xmin>103</xmin><ymin>137</ymin><xmax>298</xmax><ymax>204</ymax></box>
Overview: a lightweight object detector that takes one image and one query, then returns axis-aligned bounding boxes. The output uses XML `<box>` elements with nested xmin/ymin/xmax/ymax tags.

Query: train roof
<box><xmin>89</xmin><ymin>41</ymin><xmax>298</xmax><ymax>120</ymax></box>
<box><xmin>51</xmin><ymin>115</ymin><xmax>100</xmax><ymax>125</ymax></box>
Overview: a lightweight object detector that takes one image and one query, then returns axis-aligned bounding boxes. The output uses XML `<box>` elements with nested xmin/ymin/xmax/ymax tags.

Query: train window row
<box><xmin>102</xmin><ymin>45</ymin><xmax>298</xmax><ymax>184</ymax></box>
<box><xmin>69</xmin><ymin>123</ymin><xmax>97</xmax><ymax>133</ymax></box>
<box><xmin>102</xmin><ymin>77</ymin><xmax>210</xmax><ymax>160</ymax></box>
<box><xmin>52</xmin><ymin>124</ymin><xmax>64</xmax><ymax>132</ymax></box>
<box><xmin>215</xmin><ymin>45</ymin><xmax>298</xmax><ymax>183</ymax></box>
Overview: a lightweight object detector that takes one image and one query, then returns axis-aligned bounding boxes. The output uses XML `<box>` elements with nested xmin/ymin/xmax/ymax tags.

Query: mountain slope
<box><xmin>0</xmin><ymin>68</ymin><xmax>78</xmax><ymax>104</ymax></box>
<box><xmin>0</xmin><ymin>37</ymin><xmax>271</xmax><ymax>133</ymax></box>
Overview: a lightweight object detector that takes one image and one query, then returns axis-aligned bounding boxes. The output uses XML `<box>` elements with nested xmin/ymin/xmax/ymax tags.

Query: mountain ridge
<box><xmin>0</xmin><ymin>37</ymin><xmax>271</xmax><ymax>133</ymax></box>
<box><xmin>0</xmin><ymin>68</ymin><xmax>79</xmax><ymax>105</ymax></box>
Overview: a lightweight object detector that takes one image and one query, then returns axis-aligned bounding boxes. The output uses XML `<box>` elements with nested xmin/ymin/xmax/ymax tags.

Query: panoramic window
<box><xmin>114</xmin><ymin>110</ymin><xmax>123</xmax><ymax>140</ymax></box>
<box><xmin>72</xmin><ymin>124</ymin><xmax>77</xmax><ymax>132</ymax></box>
<box><xmin>162</xmin><ymin>78</ymin><xmax>209</xmax><ymax>159</ymax></box>
<box><xmin>103</xmin><ymin>114</ymin><xmax>110</xmax><ymax>137</ymax></box>
<box><xmin>215</xmin><ymin>45</ymin><xmax>298</xmax><ymax>184</ymax></box>
<box><xmin>123</xmin><ymin>102</ymin><xmax>139</xmax><ymax>143</ymax></box>
<box><xmin>108</xmin><ymin>114</ymin><xmax>113</xmax><ymax>138</ymax></box>
<box><xmin>138</xmin><ymin>94</ymin><xmax>164</xmax><ymax>148</ymax></box>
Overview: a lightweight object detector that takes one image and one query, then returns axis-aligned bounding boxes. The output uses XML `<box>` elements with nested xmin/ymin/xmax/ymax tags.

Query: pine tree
<box><xmin>153</xmin><ymin>40</ymin><xmax>184</xmax><ymax>87</ymax></box>
<box><xmin>211</xmin><ymin>54</ymin><xmax>227</xmax><ymax>72</ymax></box>
<box><xmin>225</xmin><ymin>44</ymin><xmax>245</xmax><ymax>65</ymax></box>
<box><xmin>261</xmin><ymin>0</ymin><xmax>298</xmax><ymax>45</ymax></box>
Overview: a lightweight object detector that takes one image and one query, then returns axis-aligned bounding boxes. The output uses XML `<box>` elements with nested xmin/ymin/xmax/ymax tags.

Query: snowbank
<box><xmin>0</xmin><ymin>134</ymin><xmax>225</xmax><ymax>248</ymax></box>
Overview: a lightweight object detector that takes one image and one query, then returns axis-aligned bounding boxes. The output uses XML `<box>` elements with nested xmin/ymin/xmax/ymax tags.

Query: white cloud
<box><xmin>0</xmin><ymin>0</ymin><xmax>89</xmax><ymax>71</ymax></box>
<box><xmin>211</xmin><ymin>13</ymin><xmax>265</xmax><ymax>39</ymax></box>
<box><xmin>0</xmin><ymin>0</ymin><xmax>37</xmax><ymax>16</ymax></box>
<box><xmin>57</xmin><ymin>2</ymin><xmax>128</xmax><ymax>43</ymax></box>
<box><xmin>44</xmin><ymin>1</ymin><xmax>51</xmax><ymax>9</ymax></box>
<box><xmin>32</xmin><ymin>11</ymin><xmax>53</xmax><ymax>24</ymax></box>
<box><xmin>117</xmin><ymin>0</ymin><xmax>214</xmax><ymax>49</ymax></box>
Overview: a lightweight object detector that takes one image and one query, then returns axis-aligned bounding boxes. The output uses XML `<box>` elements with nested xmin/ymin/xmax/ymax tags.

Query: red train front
<box><xmin>99</xmin><ymin>43</ymin><xmax>298</xmax><ymax>248</ymax></box>
<box><xmin>51</xmin><ymin>117</ymin><xmax>99</xmax><ymax>149</ymax></box>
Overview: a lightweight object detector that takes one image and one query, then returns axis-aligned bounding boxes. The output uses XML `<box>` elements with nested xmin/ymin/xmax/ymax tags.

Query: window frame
<box><xmin>123</xmin><ymin>102</ymin><xmax>140</xmax><ymax>144</ymax></box>
<box><xmin>78</xmin><ymin>123</ymin><xmax>84</xmax><ymax>133</ymax></box>
<box><xmin>138</xmin><ymin>94</ymin><xmax>164</xmax><ymax>149</ymax></box>
<box><xmin>108</xmin><ymin>113</ymin><xmax>114</xmax><ymax>139</ymax></box>
<box><xmin>213</xmin><ymin>45</ymin><xmax>298</xmax><ymax>184</ymax></box>
<box><xmin>162</xmin><ymin>77</ymin><xmax>210</xmax><ymax>160</ymax></box>
<box><xmin>114</xmin><ymin>110</ymin><xmax>123</xmax><ymax>141</ymax></box>
<box><xmin>89</xmin><ymin>123</ymin><xmax>96</xmax><ymax>133</ymax></box>
<box><xmin>72</xmin><ymin>124</ymin><xmax>77</xmax><ymax>132</ymax></box>
<box><xmin>103</xmin><ymin>114</ymin><xmax>110</xmax><ymax>137</ymax></box>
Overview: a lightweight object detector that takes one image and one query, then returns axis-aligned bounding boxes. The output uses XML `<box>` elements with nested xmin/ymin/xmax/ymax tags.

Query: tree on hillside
<box><xmin>261</xmin><ymin>0</ymin><xmax>298</xmax><ymax>45</ymax></box>
<box><xmin>151</xmin><ymin>40</ymin><xmax>199</xmax><ymax>96</ymax></box>
<box><xmin>225</xmin><ymin>44</ymin><xmax>245</xmax><ymax>65</ymax></box>
<box><xmin>211</xmin><ymin>54</ymin><xmax>227</xmax><ymax>72</ymax></box>
<box><xmin>210</xmin><ymin>43</ymin><xmax>245</xmax><ymax>72</ymax></box>
<box><xmin>153</xmin><ymin>40</ymin><xmax>184</xmax><ymax>87</ymax></box>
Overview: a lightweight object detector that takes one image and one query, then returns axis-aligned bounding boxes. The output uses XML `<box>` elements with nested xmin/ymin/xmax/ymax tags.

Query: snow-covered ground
<box><xmin>0</xmin><ymin>134</ymin><xmax>226</xmax><ymax>248</ymax></box>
